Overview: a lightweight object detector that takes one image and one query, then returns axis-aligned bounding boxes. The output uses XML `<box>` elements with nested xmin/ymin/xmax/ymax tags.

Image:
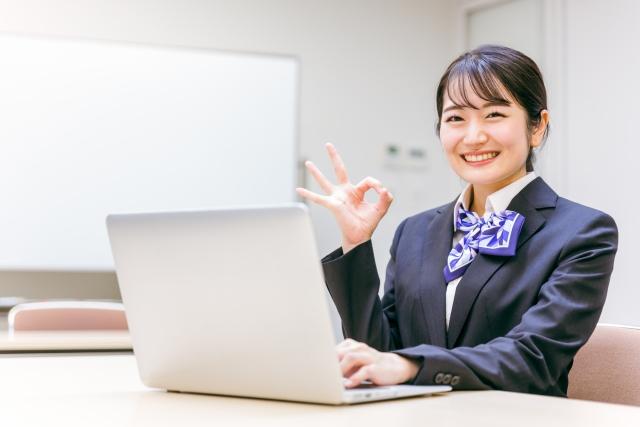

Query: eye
<box><xmin>445</xmin><ymin>115</ymin><xmax>463</xmax><ymax>122</ymax></box>
<box><xmin>486</xmin><ymin>111</ymin><xmax>505</xmax><ymax>118</ymax></box>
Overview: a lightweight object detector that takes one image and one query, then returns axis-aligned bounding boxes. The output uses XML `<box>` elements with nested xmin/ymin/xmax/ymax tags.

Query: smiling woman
<box><xmin>297</xmin><ymin>45</ymin><xmax>618</xmax><ymax>397</ymax></box>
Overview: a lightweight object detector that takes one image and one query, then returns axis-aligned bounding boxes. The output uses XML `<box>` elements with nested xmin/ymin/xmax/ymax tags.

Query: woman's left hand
<box><xmin>337</xmin><ymin>338</ymin><xmax>420</xmax><ymax>388</ymax></box>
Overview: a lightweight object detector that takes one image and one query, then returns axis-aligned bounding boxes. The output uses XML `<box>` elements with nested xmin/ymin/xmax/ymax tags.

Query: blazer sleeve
<box><xmin>393</xmin><ymin>211</ymin><xmax>618</xmax><ymax>394</ymax></box>
<box><xmin>321</xmin><ymin>218</ymin><xmax>409</xmax><ymax>351</ymax></box>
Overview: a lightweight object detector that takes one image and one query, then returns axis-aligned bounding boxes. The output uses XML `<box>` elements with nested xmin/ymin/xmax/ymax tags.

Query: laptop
<box><xmin>106</xmin><ymin>204</ymin><xmax>451</xmax><ymax>405</ymax></box>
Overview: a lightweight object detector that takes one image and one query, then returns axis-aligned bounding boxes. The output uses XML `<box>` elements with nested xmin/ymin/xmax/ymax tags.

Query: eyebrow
<box><xmin>443</xmin><ymin>100</ymin><xmax>511</xmax><ymax>114</ymax></box>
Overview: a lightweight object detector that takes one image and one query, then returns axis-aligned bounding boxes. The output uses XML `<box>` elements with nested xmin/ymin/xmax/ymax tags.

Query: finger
<box><xmin>339</xmin><ymin>351</ymin><xmax>374</xmax><ymax>378</ymax></box>
<box><xmin>374</xmin><ymin>188</ymin><xmax>394</xmax><ymax>216</ymax></box>
<box><xmin>325</xmin><ymin>143</ymin><xmax>350</xmax><ymax>184</ymax></box>
<box><xmin>336</xmin><ymin>339</ymin><xmax>366</xmax><ymax>361</ymax></box>
<box><xmin>335</xmin><ymin>338</ymin><xmax>357</xmax><ymax>352</ymax></box>
<box><xmin>340</xmin><ymin>352</ymin><xmax>369</xmax><ymax>378</ymax></box>
<box><xmin>305</xmin><ymin>161</ymin><xmax>333</xmax><ymax>194</ymax></box>
<box><xmin>345</xmin><ymin>365</ymin><xmax>373</xmax><ymax>388</ymax></box>
<box><xmin>354</xmin><ymin>176</ymin><xmax>384</xmax><ymax>199</ymax></box>
<box><xmin>295</xmin><ymin>187</ymin><xmax>332</xmax><ymax>209</ymax></box>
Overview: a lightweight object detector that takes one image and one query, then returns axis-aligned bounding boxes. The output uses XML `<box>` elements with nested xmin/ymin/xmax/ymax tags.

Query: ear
<box><xmin>531</xmin><ymin>110</ymin><xmax>549</xmax><ymax>148</ymax></box>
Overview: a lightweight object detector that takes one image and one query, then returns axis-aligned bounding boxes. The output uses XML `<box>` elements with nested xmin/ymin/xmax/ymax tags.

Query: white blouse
<box><xmin>445</xmin><ymin>172</ymin><xmax>538</xmax><ymax>329</ymax></box>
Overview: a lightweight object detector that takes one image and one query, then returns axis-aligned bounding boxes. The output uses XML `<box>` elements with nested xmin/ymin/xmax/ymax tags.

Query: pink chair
<box><xmin>8</xmin><ymin>301</ymin><xmax>128</xmax><ymax>331</ymax></box>
<box><xmin>568</xmin><ymin>323</ymin><xmax>640</xmax><ymax>406</ymax></box>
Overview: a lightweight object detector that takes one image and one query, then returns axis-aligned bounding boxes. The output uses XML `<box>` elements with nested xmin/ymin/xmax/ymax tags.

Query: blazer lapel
<box><xmin>445</xmin><ymin>177</ymin><xmax>558</xmax><ymax>348</ymax></box>
<box><xmin>418</xmin><ymin>199</ymin><xmax>456</xmax><ymax>348</ymax></box>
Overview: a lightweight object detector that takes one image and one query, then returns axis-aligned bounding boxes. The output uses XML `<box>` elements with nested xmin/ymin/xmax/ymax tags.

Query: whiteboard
<box><xmin>0</xmin><ymin>34</ymin><xmax>298</xmax><ymax>271</ymax></box>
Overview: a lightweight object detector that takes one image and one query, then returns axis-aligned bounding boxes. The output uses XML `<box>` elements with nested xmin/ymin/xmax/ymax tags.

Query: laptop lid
<box><xmin>107</xmin><ymin>204</ymin><xmax>347</xmax><ymax>404</ymax></box>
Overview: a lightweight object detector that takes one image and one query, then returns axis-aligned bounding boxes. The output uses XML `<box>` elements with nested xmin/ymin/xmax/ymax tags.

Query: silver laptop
<box><xmin>106</xmin><ymin>204</ymin><xmax>451</xmax><ymax>405</ymax></box>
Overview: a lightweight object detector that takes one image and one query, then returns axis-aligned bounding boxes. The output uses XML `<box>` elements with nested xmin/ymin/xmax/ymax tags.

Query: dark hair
<box><xmin>435</xmin><ymin>45</ymin><xmax>549</xmax><ymax>172</ymax></box>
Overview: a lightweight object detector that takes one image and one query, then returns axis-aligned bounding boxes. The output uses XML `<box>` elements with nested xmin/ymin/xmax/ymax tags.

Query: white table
<box><xmin>0</xmin><ymin>354</ymin><xmax>639</xmax><ymax>427</ymax></box>
<box><xmin>0</xmin><ymin>331</ymin><xmax>131</xmax><ymax>353</ymax></box>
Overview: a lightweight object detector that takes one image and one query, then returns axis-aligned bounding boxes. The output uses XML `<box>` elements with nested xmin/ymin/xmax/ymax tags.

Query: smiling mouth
<box><xmin>461</xmin><ymin>152</ymin><xmax>499</xmax><ymax>163</ymax></box>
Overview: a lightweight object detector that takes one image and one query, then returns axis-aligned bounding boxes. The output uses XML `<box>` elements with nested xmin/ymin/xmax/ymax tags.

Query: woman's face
<box><xmin>439</xmin><ymin>81</ymin><xmax>543</xmax><ymax>190</ymax></box>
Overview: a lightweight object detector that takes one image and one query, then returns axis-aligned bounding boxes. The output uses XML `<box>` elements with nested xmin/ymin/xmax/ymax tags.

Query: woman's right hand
<box><xmin>296</xmin><ymin>143</ymin><xmax>394</xmax><ymax>253</ymax></box>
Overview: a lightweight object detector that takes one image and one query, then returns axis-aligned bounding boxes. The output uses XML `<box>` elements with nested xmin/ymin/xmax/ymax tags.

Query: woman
<box><xmin>296</xmin><ymin>45</ymin><xmax>618</xmax><ymax>396</ymax></box>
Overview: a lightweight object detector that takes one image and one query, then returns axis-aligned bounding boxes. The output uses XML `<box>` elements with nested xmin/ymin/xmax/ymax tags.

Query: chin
<box><xmin>453</xmin><ymin>167</ymin><xmax>496</xmax><ymax>183</ymax></box>
<box><xmin>461</xmin><ymin>169</ymin><xmax>524</xmax><ymax>188</ymax></box>
<box><xmin>462</xmin><ymin>176</ymin><xmax>501</xmax><ymax>186</ymax></box>
<box><xmin>454</xmin><ymin>167</ymin><xmax>507</xmax><ymax>185</ymax></box>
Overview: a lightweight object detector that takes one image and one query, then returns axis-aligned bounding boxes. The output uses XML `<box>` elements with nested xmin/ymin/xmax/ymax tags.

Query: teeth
<box><xmin>464</xmin><ymin>152</ymin><xmax>498</xmax><ymax>162</ymax></box>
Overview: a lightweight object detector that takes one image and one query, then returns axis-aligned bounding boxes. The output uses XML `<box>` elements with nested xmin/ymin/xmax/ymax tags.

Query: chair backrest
<box><xmin>568</xmin><ymin>323</ymin><xmax>640</xmax><ymax>406</ymax></box>
<box><xmin>8</xmin><ymin>301</ymin><xmax>128</xmax><ymax>331</ymax></box>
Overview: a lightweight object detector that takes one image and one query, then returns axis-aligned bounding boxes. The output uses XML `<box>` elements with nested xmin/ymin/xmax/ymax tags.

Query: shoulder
<box><xmin>539</xmin><ymin>196</ymin><xmax>619</xmax><ymax>259</ymax></box>
<box><xmin>520</xmin><ymin>177</ymin><xmax>617</xmax><ymax>235</ymax></box>
<box><xmin>552</xmin><ymin>196</ymin><xmax>618</xmax><ymax>232</ymax></box>
<box><xmin>397</xmin><ymin>202</ymin><xmax>450</xmax><ymax>231</ymax></box>
<box><xmin>406</xmin><ymin>203</ymin><xmax>449</xmax><ymax>223</ymax></box>
<box><xmin>389</xmin><ymin>201</ymin><xmax>452</xmax><ymax>248</ymax></box>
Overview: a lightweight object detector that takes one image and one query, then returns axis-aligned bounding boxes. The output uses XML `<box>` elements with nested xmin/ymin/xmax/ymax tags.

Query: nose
<box><xmin>463</xmin><ymin>119</ymin><xmax>488</xmax><ymax>145</ymax></box>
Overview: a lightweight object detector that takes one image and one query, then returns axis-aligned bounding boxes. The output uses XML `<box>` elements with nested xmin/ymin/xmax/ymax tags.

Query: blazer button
<box><xmin>442</xmin><ymin>374</ymin><xmax>452</xmax><ymax>385</ymax></box>
<box><xmin>434</xmin><ymin>373</ymin><xmax>444</xmax><ymax>384</ymax></box>
<box><xmin>451</xmin><ymin>376</ymin><xmax>460</xmax><ymax>386</ymax></box>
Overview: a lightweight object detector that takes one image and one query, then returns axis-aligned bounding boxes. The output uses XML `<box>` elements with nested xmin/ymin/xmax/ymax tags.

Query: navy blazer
<box><xmin>321</xmin><ymin>177</ymin><xmax>618</xmax><ymax>396</ymax></box>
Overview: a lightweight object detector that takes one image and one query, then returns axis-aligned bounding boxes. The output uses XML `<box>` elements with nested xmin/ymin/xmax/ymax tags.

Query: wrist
<box><xmin>341</xmin><ymin>237</ymin><xmax>370</xmax><ymax>254</ymax></box>
<box><xmin>397</xmin><ymin>354</ymin><xmax>420</xmax><ymax>383</ymax></box>
<box><xmin>341</xmin><ymin>242</ymin><xmax>357</xmax><ymax>254</ymax></box>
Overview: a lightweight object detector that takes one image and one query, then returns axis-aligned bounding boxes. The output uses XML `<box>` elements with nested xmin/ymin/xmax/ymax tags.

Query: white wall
<box><xmin>563</xmin><ymin>0</ymin><xmax>640</xmax><ymax>326</ymax></box>
<box><xmin>0</xmin><ymin>1</ymin><xmax>459</xmax><ymax>307</ymax></box>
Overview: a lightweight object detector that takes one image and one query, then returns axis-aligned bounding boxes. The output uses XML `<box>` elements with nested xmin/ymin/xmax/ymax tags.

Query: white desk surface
<box><xmin>0</xmin><ymin>354</ymin><xmax>639</xmax><ymax>427</ymax></box>
<box><xmin>0</xmin><ymin>330</ymin><xmax>132</xmax><ymax>352</ymax></box>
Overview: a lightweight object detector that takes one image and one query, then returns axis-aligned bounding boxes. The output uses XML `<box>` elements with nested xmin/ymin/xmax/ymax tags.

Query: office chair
<box><xmin>8</xmin><ymin>301</ymin><xmax>128</xmax><ymax>331</ymax></box>
<box><xmin>568</xmin><ymin>323</ymin><xmax>640</xmax><ymax>406</ymax></box>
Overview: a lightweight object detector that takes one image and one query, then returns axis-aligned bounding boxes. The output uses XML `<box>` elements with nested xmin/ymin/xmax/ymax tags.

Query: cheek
<box><xmin>439</xmin><ymin>127</ymin><xmax>461</xmax><ymax>155</ymax></box>
<box><xmin>492</xmin><ymin>122</ymin><xmax>529</xmax><ymax>156</ymax></box>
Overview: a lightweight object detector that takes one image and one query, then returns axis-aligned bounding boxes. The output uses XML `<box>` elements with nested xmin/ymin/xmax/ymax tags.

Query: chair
<box><xmin>8</xmin><ymin>300</ymin><xmax>128</xmax><ymax>331</ymax></box>
<box><xmin>568</xmin><ymin>323</ymin><xmax>640</xmax><ymax>406</ymax></box>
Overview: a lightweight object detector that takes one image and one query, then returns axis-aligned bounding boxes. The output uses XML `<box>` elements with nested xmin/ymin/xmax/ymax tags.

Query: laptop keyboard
<box><xmin>350</xmin><ymin>383</ymin><xmax>389</xmax><ymax>389</ymax></box>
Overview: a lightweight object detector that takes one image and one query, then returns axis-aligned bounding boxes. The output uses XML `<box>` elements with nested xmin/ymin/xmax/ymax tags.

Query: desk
<box><xmin>0</xmin><ymin>331</ymin><xmax>132</xmax><ymax>353</ymax></box>
<box><xmin>0</xmin><ymin>354</ymin><xmax>639</xmax><ymax>427</ymax></box>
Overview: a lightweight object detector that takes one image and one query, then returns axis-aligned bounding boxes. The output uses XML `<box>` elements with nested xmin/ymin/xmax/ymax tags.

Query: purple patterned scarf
<box><xmin>443</xmin><ymin>206</ymin><xmax>525</xmax><ymax>282</ymax></box>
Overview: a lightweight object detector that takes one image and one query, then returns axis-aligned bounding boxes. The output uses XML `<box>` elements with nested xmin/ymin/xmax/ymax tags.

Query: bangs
<box><xmin>445</xmin><ymin>56</ymin><xmax>512</xmax><ymax>109</ymax></box>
